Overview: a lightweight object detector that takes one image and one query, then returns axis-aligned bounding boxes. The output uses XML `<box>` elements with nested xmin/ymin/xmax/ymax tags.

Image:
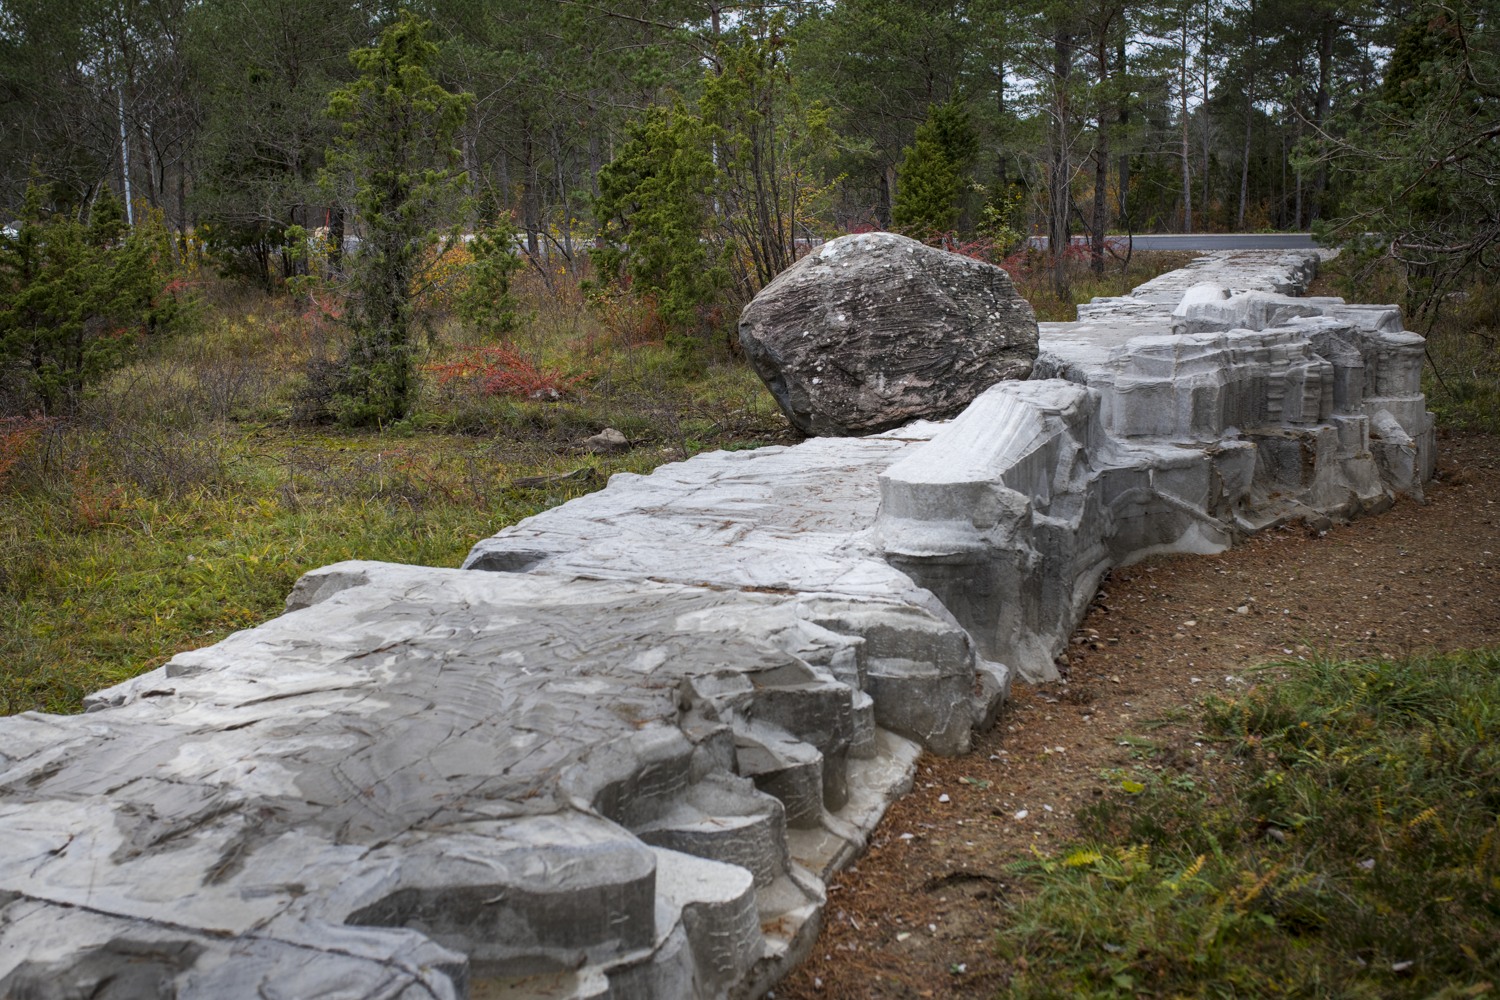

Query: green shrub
<box><xmin>0</xmin><ymin>182</ymin><xmax>187</xmax><ymax>414</ymax></box>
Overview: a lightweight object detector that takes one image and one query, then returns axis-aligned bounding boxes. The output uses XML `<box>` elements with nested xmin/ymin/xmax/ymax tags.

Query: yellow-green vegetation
<box><xmin>999</xmin><ymin>649</ymin><xmax>1500</xmax><ymax>998</ymax></box>
<box><xmin>0</xmin><ymin>271</ymin><xmax>784</xmax><ymax>715</ymax></box>
<box><xmin>1412</xmin><ymin>284</ymin><xmax>1500</xmax><ymax>436</ymax></box>
<box><xmin>1010</xmin><ymin>249</ymin><xmax>1201</xmax><ymax>322</ymax></box>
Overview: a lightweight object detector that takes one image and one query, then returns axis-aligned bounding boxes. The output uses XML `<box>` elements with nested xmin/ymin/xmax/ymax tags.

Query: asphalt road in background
<box><xmin>1028</xmin><ymin>232</ymin><xmax>1320</xmax><ymax>251</ymax></box>
<box><xmin>1118</xmin><ymin>232</ymin><xmax>1319</xmax><ymax>250</ymax></box>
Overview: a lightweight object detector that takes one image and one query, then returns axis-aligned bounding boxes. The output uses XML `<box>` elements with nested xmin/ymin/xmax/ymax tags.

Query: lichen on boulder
<box><xmin>738</xmin><ymin>232</ymin><xmax>1039</xmax><ymax>437</ymax></box>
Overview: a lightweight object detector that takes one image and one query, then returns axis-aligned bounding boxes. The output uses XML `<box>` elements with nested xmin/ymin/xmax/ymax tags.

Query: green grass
<box><xmin>997</xmin><ymin>650</ymin><xmax>1500</xmax><ymax>998</ymax></box>
<box><xmin>6</xmin><ymin>457</ymin><xmax>541</xmax><ymax>713</ymax></box>
<box><xmin>0</xmin><ymin>274</ymin><xmax>785</xmax><ymax>714</ymax></box>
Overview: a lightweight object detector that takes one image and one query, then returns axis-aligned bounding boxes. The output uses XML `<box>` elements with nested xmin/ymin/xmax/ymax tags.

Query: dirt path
<box><xmin>779</xmin><ymin>431</ymin><xmax>1500</xmax><ymax>998</ymax></box>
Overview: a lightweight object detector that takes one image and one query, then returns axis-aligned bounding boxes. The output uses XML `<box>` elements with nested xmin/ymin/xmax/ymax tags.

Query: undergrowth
<box><xmin>0</xmin><ymin>266</ymin><xmax>784</xmax><ymax>713</ymax></box>
<box><xmin>998</xmin><ymin>649</ymin><xmax>1500</xmax><ymax>998</ymax></box>
<box><xmin>981</xmin><ymin>244</ymin><xmax>1199</xmax><ymax>322</ymax></box>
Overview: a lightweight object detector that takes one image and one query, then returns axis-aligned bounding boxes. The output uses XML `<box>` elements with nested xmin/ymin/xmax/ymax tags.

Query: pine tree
<box><xmin>892</xmin><ymin>99</ymin><xmax>977</xmax><ymax>241</ymax></box>
<box><xmin>0</xmin><ymin>178</ymin><xmax>180</xmax><ymax>414</ymax></box>
<box><xmin>322</xmin><ymin>11</ymin><xmax>472</xmax><ymax>427</ymax></box>
<box><xmin>457</xmin><ymin>215</ymin><xmax>525</xmax><ymax>342</ymax></box>
<box><xmin>591</xmin><ymin>102</ymin><xmax>724</xmax><ymax>356</ymax></box>
<box><xmin>1318</xmin><ymin>0</ymin><xmax>1499</xmax><ymax>318</ymax></box>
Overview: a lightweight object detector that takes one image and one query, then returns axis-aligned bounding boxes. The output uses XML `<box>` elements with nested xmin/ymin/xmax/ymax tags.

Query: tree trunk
<box><xmin>879</xmin><ymin>165</ymin><xmax>894</xmax><ymax>229</ymax></box>
<box><xmin>1091</xmin><ymin>29</ymin><xmax>1110</xmax><ymax>275</ymax></box>
<box><xmin>1091</xmin><ymin>139</ymin><xmax>1108</xmax><ymax>274</ymax></box>
<box><xmin>1312</xmin><ymin>17</ymin><xmax>1333</xmax><ymax>221</ymax></box>
<box><xmin>1199</xmin><ymin>0</ymin><xmax>1211</xmax><ymax>230</ymax></box>
<box><xmin>1238</xmin><ymin>3</ymin><xmax>1256</xmax><ymax>230</ymax></box>
<box><xmin>329</xmin><ymin>205</ymin><xmax>345</xmax><ymax>271</ymax></box>
<box><xmin>587</xmin><ymin>101</ymin><xmax>602</xmax><ymax>199</ymax></box>
<box><xmin>521</xmin><ymin>125</ymin><xmax>540</xmax><ymax>259</ymax></box>
<box><xmin>1049</xmin><ymin>28</ymin><xmax>1074</xmax><ymax>297</ymax></box>
<box><xmin>177</xmin><ymin>160</ymin><xmax>187</xmax><ymax>237</ymax></box>
<box><xmin>117</xmin><ymin>86</ymin><xmax>134</xmax><ymax>226</ymax></box>
<box><xmin>462</xmin><ymin>131</ymin><xmax>477</xmax><ymax>204</ymax></box>
<box><xmin>498</xmin><ymin>146</ymin><xmax>511</xmax><ymax>209</ymax></box>
<box><xmin>1116</xmin><ymin>40</ymin><xmax>1130</xmax><ymax>227</ymax></box>
<box><xmin>1179</xmin><ymin>11</ymin><xmax>1192</xmax><ymax>234</ymax></box>
<box><xmin>1295</xmin><ymin>167</ymin><xmax>1303</xmax><ymax>229</ymax></box>
<box><xmin>551</xmin><ymin>125</ymin><xmax>573</xmax><ymax>262</ymax></box>
<box><xmin>1278</xmin><ymin>127</ymin><xmax>1287</xmax><ymax>228</ymax></box>
<box><xmin>1293</xmin><ymin>117</ymin><xmax>1304</xmax><ymax>227</ymax></box>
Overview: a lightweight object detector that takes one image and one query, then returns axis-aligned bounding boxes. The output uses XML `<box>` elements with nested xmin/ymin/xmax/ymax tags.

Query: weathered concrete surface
<box><xmin>0</xmin><ymin>249</ymin><xmax>1433</xmax><ymax>998</ymax></box>
<box><xmin>1</xmin><ymin>565</ymin><xmax>934</xmax><ymax>998</ymax></box>
<box><xmin>738</xmin><ymin>232</ymin><xmax>1038</xmax><ymax>436</ymax></box>
<box><xmin>885</xmin><ymin>250</ymin><xmax>1434</xmax><ymax>681</ymax></box>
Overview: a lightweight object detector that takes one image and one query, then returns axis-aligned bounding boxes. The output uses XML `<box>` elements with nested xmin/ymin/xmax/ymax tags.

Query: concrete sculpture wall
<box><xmin>882</xmin><ymin>250</ymin><xmax>1433</xmax><ymax>682</ymax></box>
<box><xmin>0</xmin><ymin>250</ymin><xmax>1433</xmax><ymax>999</ymax></box>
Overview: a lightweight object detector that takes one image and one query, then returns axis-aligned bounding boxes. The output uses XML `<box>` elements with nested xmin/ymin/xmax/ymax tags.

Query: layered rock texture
<box><xmin>891</xmin><ymin>251</ymin><xmax>1434</xmax><ymax>681</ymax></box>
<box><xmin>0</xmin><ymin>250</ymin><xmax>1433</xmax><ymax>998</ymax></box>
<box><xmin>738</xmin><ymin>232</ymin><xmax>1038</xmax><ymax>436</ymax></box>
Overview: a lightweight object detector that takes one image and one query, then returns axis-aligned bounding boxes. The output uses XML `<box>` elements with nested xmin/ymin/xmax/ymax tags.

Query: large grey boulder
<box><xmin>738</xmin><ymin>232</ymin><xmax>1038</xmax><ymax>436</ymax></box>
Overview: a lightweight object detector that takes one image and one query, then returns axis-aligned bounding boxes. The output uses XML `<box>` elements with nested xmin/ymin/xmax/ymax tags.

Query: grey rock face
<box><xmin>738</xmin><ymin>232</ymin><xmax>1038</xmax><ymax>436</ymax></box>
<box><xmin>2</xmin><ymin>565</ymin><xmax>927</xmax><ymax>999</ymax></box>
<box><xmin>0</xmin><ymin>249</ymin><xmax>1434</xmax><ymax>999</ymax></box>
<box><xmin>885</xmin><ymin>250</ymin><xmax>1435</xmax><ymax>683</ymax></box>
<box><xmin>462</xmin><ymin>428</ymin><xmax>999</xmax><ymax>757</ymax></box>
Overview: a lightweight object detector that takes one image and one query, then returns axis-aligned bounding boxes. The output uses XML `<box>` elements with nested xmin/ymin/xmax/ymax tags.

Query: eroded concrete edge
<box><xmin>877</xmin><ymin>250</ymin><xmax>1432</xmax><ymax>681</ymax></box>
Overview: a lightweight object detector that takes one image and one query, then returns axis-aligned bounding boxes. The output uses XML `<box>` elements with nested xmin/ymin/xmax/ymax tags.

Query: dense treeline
<box><xmin>1</xmin><ymin>1</ymin><xmax>1495</xmax><ymax>350</ymax></box>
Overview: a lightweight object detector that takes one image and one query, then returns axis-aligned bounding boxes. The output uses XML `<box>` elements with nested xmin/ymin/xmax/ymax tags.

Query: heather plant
<box><xmin>426</xmin><ymin>345</ymin><xmax>585</xmax><ymax>401</ymax></box>
<box><xmin>0</xmin><ymin>415</ymin><xmax>48</xmax><ymax>489</ymax></box>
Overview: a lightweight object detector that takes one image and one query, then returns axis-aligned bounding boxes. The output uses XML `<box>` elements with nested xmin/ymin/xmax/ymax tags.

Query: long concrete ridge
<box><xmin>0</xmin><ymin>249</ymin><xmax>1433</xmax><ymax>998</ymax></box>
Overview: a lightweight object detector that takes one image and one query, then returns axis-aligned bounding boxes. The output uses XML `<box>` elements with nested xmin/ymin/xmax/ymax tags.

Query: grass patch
<box><xmin>0</xmin><ymin>430</ymin><xmax>645</xmax><ymax>714</ymax></box>
<box><xmin>998</xmin><ymin>650</ymin><xmax>1500</xmax><ymax>998</ymax></box>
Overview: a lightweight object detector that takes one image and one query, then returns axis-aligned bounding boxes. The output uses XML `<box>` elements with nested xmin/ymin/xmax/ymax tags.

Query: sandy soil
<box><xmin>778</xmin><ymin>431</ymin><xmax>1500</xmax><ymax>998</ymax></box>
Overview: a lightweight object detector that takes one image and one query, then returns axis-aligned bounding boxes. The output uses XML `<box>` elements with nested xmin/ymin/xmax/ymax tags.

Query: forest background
<box><xmin>4</xmin><ymin>0</ymin><xmax>1496</xmax><ymax>312</ymax></box>
<box><xmin>0</xmin><ymin>0</ymin><xmax>1496</xmax><ymax>715</ymax></box>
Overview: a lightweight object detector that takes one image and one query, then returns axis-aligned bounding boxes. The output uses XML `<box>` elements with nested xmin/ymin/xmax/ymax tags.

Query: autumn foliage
<box><xmin>426</xmin><ymin>346</ymin><xmax>586</xmax><ymax>400</ymax></box>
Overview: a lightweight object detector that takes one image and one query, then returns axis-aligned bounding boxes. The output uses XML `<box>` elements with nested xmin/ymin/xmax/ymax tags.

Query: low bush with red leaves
<box><xmin>427</xmin><ymin>346</ymin><xmax>587</xmax><ymax>401</ymax></box>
